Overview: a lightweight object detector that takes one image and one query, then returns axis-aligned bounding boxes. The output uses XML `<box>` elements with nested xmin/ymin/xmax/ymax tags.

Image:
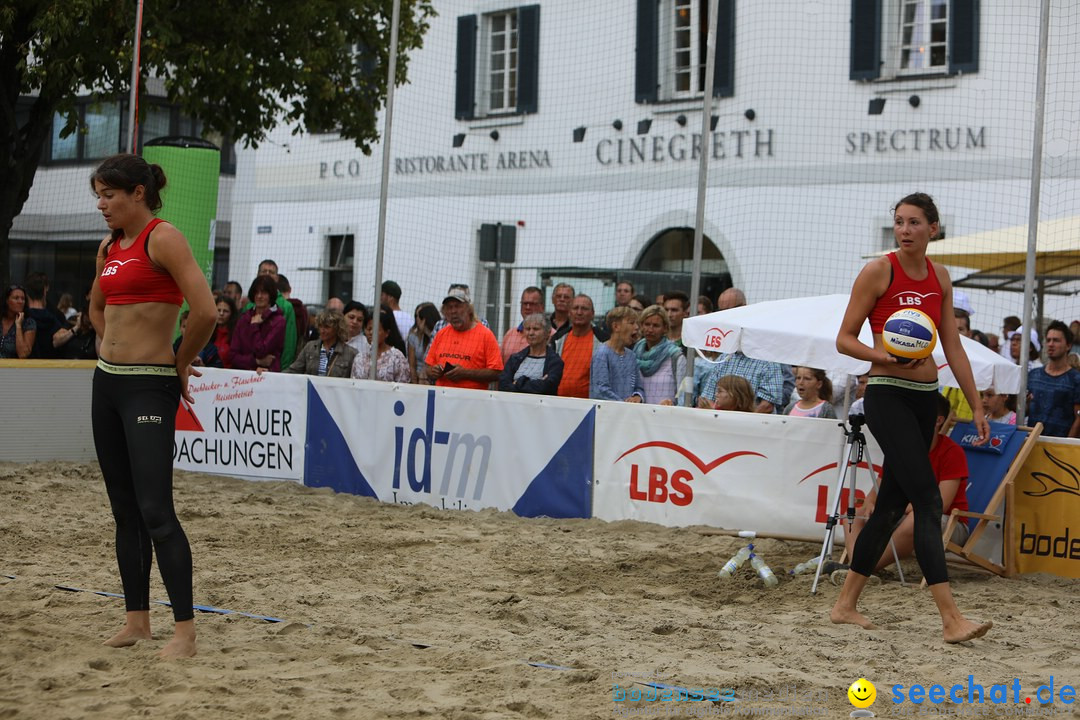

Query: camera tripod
<box><xmin>810</xmin><ymin>413</ymin><xmax>906</xmax><ymax>594</ymax></box>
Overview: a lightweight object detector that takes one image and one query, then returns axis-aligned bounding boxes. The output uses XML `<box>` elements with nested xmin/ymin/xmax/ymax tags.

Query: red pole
<box><xmin>125</xmin><ymin>0</ymin><xmax>145</xmax><ymax>154</ymax></box>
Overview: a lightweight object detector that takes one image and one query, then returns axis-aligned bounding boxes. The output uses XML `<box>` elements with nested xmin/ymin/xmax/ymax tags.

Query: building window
<box><xmin>455</xmin><ymin>6</ymin><xmax>540</xmax><ymax>120</ymax></box>
<box><xmin>49</xmin><ymin>101</ymin><xmax>122</xmax><ymax>162</ymax></box>
<box><xmin>325</xmin><ymin>234</ymin><xmax>355</xmax><ymax>305</ymax></box>
<box><xmin>898</xmin><ymin>0</ymin><xmax>948</xmax><ymax>73</ymax></box>
<box><xmin>851</xmin><ymin>0</ymin><xmax>979</xmax><ymax>81</ymax></box>
<box><xmin>84</xmin><ymin>101</ymin><xmax>122</xmax><ymax>159</ymax></box>
<box><xmin>669</xmin><ymin>0</ymin><xmax>706</xmax><ymax>97</ymax></box>
<box><xmin>50</xmin><ymin>112</ymin><xmax>79</xmax><ymax>161</ymax></box>
<box><xmin>636</xmin><ymin>0</ymin><xmax>735</xmax><ymax>104</ymax></box>
<box><xmin>43</xmin><ymin>96</ymin><xmax>235</xmax><ymax>174</ymax></box>
<box><xmin>486</xmin><ymin>11</ymin><xmax>518</xmax><ymax>113</ymax></box>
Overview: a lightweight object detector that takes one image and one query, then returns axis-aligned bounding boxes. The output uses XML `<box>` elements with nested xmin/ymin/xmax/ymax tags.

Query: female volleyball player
<box><xmin>88</xmin><ymin>154</ymin><xmax>216</xmax><ymax>659</ymax></box>
<box><xmin>831</xmin><ymin>192</ymin><xmax>992</xmax><ymax>643</ymax></box>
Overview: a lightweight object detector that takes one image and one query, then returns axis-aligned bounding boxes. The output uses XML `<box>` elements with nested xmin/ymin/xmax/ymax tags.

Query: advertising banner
<box><xmin>173</xmin><ymin>368</ymin><xmax>307</xmax><ymax>482</ymax></box>
<box><xmin>143</xmin><ymin>138</ymin><xmax>220</xmax><ymax>284</ymax></box>
<box><xmin>592</xmin><ymin>403</ymin><xmax>885</xmax><ymax>540</ymax></box>
<box><xmin>1013</xmin><ymin>438</ymin><xmax>1080</xmax><ymax>578</ymax></box>
<box><xmin>303</xmin><ymin>379</ymin><xmax>594</xmax><ymax>518</ymax></box>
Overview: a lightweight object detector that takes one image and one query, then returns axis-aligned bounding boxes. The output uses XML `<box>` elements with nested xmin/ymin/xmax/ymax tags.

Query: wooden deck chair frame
<box><xmin>937</xmin><ymin>422</ymin><xmax>1043</xmax><ymax>580</ymax></box>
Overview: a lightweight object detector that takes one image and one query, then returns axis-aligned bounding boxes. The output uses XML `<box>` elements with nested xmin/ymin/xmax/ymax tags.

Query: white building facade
<box><xmin>217</xmin><ymin>1</ymin><xmax>1079</xmax><ymax>331</ymax></box>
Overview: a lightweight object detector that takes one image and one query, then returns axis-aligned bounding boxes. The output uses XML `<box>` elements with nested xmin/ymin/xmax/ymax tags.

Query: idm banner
<box><xmin>173</xmin><ymin>368</ymin><xmax>307</xmax><ymax>482</ymax></box>
<box><xmin>304</xmin><ymin>379</ymin><xmax>594</xmax><ymax>518</ymax></box>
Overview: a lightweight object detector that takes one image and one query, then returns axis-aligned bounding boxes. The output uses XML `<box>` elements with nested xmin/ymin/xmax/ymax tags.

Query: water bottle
<box><xmin>750</xmin><ymin>553</ymin><xmax>779</xmax><ymax>588</ymax></box>
<box><xmin>717</xmin><ymin>544</ymin><xmax>753</xmax><ymax>579</ymax></box>
<box><xmin>791</xmin><ymin>555</ymin><xmax>823</xmax><ymax>576</ymax></box>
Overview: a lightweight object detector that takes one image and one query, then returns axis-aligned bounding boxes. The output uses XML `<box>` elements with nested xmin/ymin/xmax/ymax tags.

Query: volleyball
<box><xmin>882</xmin><ymin>308</ymin><xmax>937</xmax><ymax>361</ymax></box>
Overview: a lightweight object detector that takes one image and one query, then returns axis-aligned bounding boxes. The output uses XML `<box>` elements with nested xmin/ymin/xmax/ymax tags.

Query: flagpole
<box><xmin>370</xmin><ymin>0</ymin><xmax>401</xmax><ymax>380</ymax></box>
<box><xmin>125</xmin><ymin>0</ymin><xmax>145</xmax><ymax>154</ymax></box>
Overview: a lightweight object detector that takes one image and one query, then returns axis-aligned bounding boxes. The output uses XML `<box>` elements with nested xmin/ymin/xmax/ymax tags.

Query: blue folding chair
<box><xmin>943</xmin><ymin>421</ymin><xmax>1043</xmax><ymax>577</ymax></box>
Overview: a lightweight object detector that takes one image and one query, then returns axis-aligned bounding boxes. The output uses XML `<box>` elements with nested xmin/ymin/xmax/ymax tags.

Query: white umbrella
<box><xmin>682</xmin><ymin>294</ymin><xmax>1022</xmax><ymax>393</ymax></box>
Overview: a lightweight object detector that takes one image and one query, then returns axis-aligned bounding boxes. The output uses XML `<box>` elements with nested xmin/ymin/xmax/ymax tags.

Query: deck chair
<box><xmin>939</xmin><ymin>420</ymin><xmax>1043</xmax><ymax>578</ymax></box>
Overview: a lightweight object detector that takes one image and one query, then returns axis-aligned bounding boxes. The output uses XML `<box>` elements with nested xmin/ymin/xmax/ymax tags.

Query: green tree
<box><xmin>0</xmin><ymin>0</ymin><xmax>434</xmax><ymax>284</ymax></box>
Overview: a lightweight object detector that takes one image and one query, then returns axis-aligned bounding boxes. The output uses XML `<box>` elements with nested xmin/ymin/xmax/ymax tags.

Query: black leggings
<box><xmin>92</xmin><ymin>363</ymin><xmax>193</xmax><ymax>622</ymax></box>
<box><xmin>851</xmin><ymin>380</ymin><xmax>950</xmax><ymax>585</ymax></box>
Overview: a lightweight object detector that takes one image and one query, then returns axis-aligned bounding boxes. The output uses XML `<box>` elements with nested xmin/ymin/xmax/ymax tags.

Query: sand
<box><xmin>2</xmin><ymin>461</ymin><xmax>1079</xmax><ymax>719</ymax></box>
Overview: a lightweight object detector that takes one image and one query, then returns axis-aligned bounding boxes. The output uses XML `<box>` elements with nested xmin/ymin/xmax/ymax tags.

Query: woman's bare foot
<box><xmin>159</xmin><ymin>620</ymin><xmax>197</xmax><ymax>660</ymax></box>
<box><xmin>103</xmin><ymin>611</ymin><xmax>152</xmax><ymax>648</ymax></box>
<box><xmin>830</xmin><ymin>605</ymin><xmax>878</xmax><ymax>630</ymax></box>
<box><xmin>944</xmin><ymin>618</ymin><xmax>993</xmax><ymax>644</ymax></box>
<box><xmin>829</xmin><ymin>570</ymin><xmax>877</xmax><ymax>629</ymax></box>
<box><xmin>104</xmin><ymin>627</ymin><xmax>152</xmax><ymax>647</ymax></box>
<box><xmin>928</xmin><ymin>583</ymin><xmax>993</xmax><ymax>643</ymax></box>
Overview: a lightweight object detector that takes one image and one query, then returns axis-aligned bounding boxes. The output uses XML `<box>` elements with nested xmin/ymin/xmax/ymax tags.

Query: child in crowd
<box><xmin>783</xmin><ymin>367</ymin><xmax>837</xmax><ymax>419</ymax></box>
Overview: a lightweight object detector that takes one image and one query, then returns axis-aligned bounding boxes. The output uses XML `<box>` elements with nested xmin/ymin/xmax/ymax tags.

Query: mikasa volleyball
<box><xmin>882</xmin><ymin>308</ymin><xmax>937</xmax><ymax>362</ymax></box>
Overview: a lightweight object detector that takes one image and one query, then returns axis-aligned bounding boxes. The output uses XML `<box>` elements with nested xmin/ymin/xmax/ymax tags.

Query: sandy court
<box><xmin>2</xmin><ymin>460</ymin><xmax>1079</xmax><ymax>719</ymax></box>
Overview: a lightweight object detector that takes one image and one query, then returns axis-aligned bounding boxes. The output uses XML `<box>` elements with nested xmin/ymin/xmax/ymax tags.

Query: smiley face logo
<box><xmin>848</xmin><ymin>678</ymin><xmax>876</xmax><ymax>709</ymax></box>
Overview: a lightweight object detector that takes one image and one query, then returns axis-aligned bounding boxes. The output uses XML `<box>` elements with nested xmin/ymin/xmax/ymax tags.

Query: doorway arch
<box><xmin>631</xmin><ymin>227</ymin><xmax>731</xmax><ymax>305</ymax></box>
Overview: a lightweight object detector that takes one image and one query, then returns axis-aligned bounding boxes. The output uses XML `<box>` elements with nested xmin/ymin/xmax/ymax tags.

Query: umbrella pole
<box><xmin>1017</xmin><ymin>0</ymin><xmax>1052</xmax><ymax>422</ymax></box>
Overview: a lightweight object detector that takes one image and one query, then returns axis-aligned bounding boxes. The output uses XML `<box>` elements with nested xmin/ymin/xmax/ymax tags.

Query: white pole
<box><xmin>682</xmin><ymin>0</ymin><xmax>721</xmax><ymax>406</ymax></box>
<box><xmin>370</xmin><ymin>0</ymin><xmax>402</xmax><ymax>380</ymax></box>
<box><xmin>1016</xmin><ymin>0</ymin><xmax>1051</xmax><ymax>423</ymax></box>
<box><xmin>126</xmin><ymin>0</ymin><xmax>145</xmax><ymax>154</ymax></box>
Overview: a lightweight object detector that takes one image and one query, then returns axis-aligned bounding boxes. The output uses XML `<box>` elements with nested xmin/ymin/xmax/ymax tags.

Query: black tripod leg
<box><xmin>811</xmin><ymin>437</ymin><xmax>858</xmax><ymax>595</ymax></box>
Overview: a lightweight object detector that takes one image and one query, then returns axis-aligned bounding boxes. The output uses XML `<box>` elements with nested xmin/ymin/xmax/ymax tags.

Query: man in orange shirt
<box><xmin>555</xmin><ymin>294</ymin><xmax>602</xmax><ymax>398</ymax></box>
<box><xmin>426</xmin><ymin>287</ymin><xmax>503</xmax><ymax>390</ymax></box>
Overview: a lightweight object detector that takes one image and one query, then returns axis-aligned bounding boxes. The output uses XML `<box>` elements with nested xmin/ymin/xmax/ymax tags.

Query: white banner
<box><xmin>173</xmin><ymin>368</ymin><xmax>307</xmax><ymax>482</ymax></box>
<box><xmin>304</xmin><ymin>379</ymin><xmax>595</xmax><ymax>517</ymax></box>
<box><xmin>593</xmin><ymin>403</ymin><xmax>885</xmax><ymax>539</ymax></box>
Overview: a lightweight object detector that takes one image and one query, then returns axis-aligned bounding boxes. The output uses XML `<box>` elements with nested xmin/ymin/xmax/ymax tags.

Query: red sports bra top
<box><xmin>868</xmin><ymin>252</ymin><xmax>943</xmax><ymax>333</ymax></box>
<box><xmin>99</xmin><ymin>218</ymin><xmax>184</xmax><ymax>306</ymax></box>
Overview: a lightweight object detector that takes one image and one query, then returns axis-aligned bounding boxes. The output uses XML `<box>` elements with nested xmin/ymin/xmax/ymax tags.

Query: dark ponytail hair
<box><xmin>374</xmin><ymin>303</ymin><xmax>407</xmax><ymax>357</ymax></box>
<box><xmin>91</xmin><ymin>154</ymin><xmax>168</xmax><ymax>242</ymax></box>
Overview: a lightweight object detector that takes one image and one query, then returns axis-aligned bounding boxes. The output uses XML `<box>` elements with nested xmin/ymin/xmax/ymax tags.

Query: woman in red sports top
<box><xmin>88</xmin><ymin>153</ymin><xmax>216</xmax><ymax>660</ymax></box>
<box><xmin>831</xmin><ymin>192</ymin><xmax>991</xmax><ymax>644</ymax></box>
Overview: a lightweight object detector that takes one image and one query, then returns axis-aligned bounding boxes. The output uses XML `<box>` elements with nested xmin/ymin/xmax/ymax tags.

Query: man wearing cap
<box><xmin>426</xmin><ymin>287</ymin><xmax>503</xmax><ymax>390</ymax></box>
<box><xmin>433</xmin><ymin>284</ymin><xmax>489</xmax><ymax>335</ymax></box>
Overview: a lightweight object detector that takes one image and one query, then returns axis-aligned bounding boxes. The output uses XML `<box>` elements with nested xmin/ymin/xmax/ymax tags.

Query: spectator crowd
<box><xmin>5</xmin><ymin>264</ymin><xmax>1078</xmax><ymax>439</ymax></box>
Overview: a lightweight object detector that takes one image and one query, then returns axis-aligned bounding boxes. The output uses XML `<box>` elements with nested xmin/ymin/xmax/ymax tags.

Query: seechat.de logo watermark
<box><xmin>848</xmin><ymin>675</ymin><xmax>1076</xmax><ymax>717</ymax></box>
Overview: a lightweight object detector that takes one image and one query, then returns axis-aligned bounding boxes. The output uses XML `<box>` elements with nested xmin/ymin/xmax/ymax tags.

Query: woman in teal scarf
<box><xmin>634</xmin><ymin>305</ymin><xmax>686</xmax><ymax>405</ymax></box>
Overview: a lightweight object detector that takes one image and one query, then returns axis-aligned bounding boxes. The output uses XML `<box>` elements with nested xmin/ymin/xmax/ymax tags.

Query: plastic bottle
<box><xmin>717</xmin><ymin>544</ymin><xmax>753</xmax><ymax>579</ymax></box>
<box><xmin>791</xmin><ymin>556</ymin><xmax>823</xmax><ymax>576</ymax></box>
<box><xmin>750</xmin><ymin>553</ymin><xmax>779</xmax><ymax>588</ymax></box>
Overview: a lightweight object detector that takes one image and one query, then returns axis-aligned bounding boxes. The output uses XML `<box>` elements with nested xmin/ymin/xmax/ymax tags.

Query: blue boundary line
<box><xmin>53</xmin><ymin>585</ymin><xmax>290</xmax><ymax>623</ymax></box>
<box><xmin>526</xmin><ymin>661</ymin><xmax>576</xmax><ymax>671</ymax></box>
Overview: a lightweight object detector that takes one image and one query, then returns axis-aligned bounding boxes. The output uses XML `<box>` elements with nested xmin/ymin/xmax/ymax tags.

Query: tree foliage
<box><xmin>0</xmin><ymin>0</ymin><xmax>435</xmax><ymax>283</ymax></box>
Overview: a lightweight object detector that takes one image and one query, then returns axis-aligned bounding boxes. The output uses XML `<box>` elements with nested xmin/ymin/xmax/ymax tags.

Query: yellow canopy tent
<box><xmin>924</xmin><ymin>216</ymin><xmax>1080</xmax><ymax>299</ymax></box>
<box><xmin>869</xmin><ymin>216</ymin><xmax>1080</xmax><ymax>327</ymax></box>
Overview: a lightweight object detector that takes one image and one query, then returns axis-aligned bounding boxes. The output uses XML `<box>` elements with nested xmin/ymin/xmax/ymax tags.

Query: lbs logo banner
<box><xmin>592</xmin><ymin>402</ymin><xmax>847</xmax><ymax>536</ymax></box>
